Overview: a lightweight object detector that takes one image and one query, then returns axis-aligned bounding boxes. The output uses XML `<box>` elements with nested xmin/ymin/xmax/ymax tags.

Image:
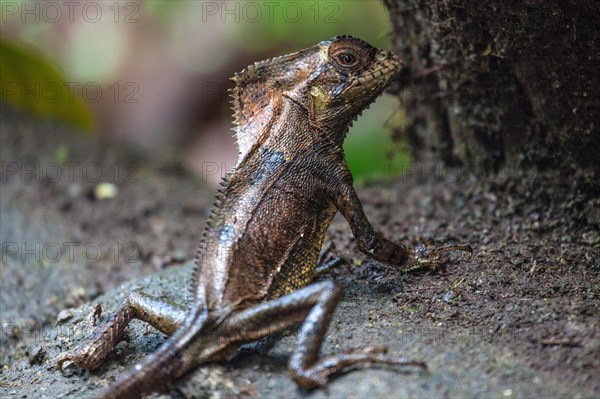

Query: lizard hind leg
<box><xmin>220</xmin><ymin>280</ymin><xmax>425</xmax><ymax>390</ymax></box>
<box><xmin>57</xmin><ymin>291</ymin><xmax>186</xmax><ymax>371</ymax></box>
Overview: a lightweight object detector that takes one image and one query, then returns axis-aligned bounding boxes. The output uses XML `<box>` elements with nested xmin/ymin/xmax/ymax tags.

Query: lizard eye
<box><xmin>328</xmin><ymin>39</ymin><xmax>374</xmax><ymax>72</ymax></box>
<box><xmin>337</xmin><ymin>53</ymin><xmax>358</xmax><ymax>67</ymax></box>
<box><xmin>331</xmin><ymin>49</ymin><xmax>362</xmax><ymax>71</ymax></box>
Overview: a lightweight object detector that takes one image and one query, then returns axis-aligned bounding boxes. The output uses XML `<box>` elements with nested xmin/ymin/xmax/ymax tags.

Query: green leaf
<box><xmin>0</xmin><ymin>37</ymin><xmax>94</xmax><ymax>131</ymax></box>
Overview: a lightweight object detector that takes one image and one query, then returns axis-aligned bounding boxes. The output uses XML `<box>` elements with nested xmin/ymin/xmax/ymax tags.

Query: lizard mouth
<box><xmin>343</xmin><ymin>50</ymin><xmax>403</xmax><ymax>95</ymax></box>
<box><xmin>336</xmin><ymin>50</ymin><xmax>403</xmax><ymax>132</ymax></box>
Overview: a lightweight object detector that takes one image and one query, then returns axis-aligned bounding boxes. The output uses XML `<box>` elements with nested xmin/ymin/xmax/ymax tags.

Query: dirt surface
<box><xmin>1</xmin><ymin>107</ymin><xmax>599</xmax><ymax>398</ymax></box>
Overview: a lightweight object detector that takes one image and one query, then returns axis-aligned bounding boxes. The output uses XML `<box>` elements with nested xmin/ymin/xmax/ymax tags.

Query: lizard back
<box><xmin>193</xmin><ymin>99</ymin><xmax>341</xmax><ymax>311</ymax></box>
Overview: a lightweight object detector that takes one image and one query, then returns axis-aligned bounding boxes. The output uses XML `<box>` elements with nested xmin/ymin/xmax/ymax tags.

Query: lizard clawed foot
<box><xmin>56</xmin><ymin>349</ymin><xmax>101</xmax><ymax>371</ymax></box>
<box><xmin>291</xmin><ymin>346</ymin><xmax>427</xmax><ymax>390</ymax></box>
<box><xmin>348</xmin><ymin>345</ymin><xmax>428</xmax><ymax>369</ymax></box>
<box><xmin>56</xmin><ymin>354</ymin><xmax>82</xmax><ymax>371</ymax></box>
<box><xmin>411</xmin><ymin>241</ymin><xmax>473</xmax><ymax>271</ymax></box>
<box><xmin>57</xmin><ymin>304</ymin><xmax>108</xmax><ymax>372</ymax></box>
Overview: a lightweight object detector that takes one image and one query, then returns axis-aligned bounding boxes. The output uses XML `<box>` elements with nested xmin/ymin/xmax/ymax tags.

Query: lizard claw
<box><xmin>56</xmin><ymin>349</ymin><xmax>102</xmax><ymax>371</ymax></box>
<box><xmin>56</xmin><ymin>355</ymin><xmax>73</xmax><ymax>371</ymax></box>
<box><xmin>412</xmin><ymin>242</ymin><xmax>472</xmax><ymax>270</ymax></box>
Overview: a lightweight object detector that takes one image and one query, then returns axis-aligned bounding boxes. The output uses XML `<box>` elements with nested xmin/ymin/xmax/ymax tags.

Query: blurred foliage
<box><xmin>0</xmin><ymin>37</ymin><xmax>94</xmax><ymax>131</ymax></box>
<box><xmin>0</xmin><ymin>0</ymin><xmax>410</xmax><ymax>181</ymax></box>
<box><xmin>345</xmin><ymin>96</ymin><xmax>410</xmax><ymax>184</ymax></box>
<box><xmin>143</xmin><ymin>0</ymin><xmax>392</xmax><ymax>49</ymax></box>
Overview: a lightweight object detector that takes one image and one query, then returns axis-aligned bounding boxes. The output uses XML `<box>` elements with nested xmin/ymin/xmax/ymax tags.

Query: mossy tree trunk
<box><xmin>385</xmin><ymin>0</ymin><xmax>599</xmax><ymax>187</ymax></box>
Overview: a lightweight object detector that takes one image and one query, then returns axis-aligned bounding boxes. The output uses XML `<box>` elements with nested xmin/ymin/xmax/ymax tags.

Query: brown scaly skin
<box><xmin>57</xmin><ymin>36</ymin><xmax>471</xmax><ymax>399</ymax></box>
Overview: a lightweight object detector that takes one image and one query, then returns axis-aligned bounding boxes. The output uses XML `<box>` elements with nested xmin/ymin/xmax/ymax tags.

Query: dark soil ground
<box><xmin>1</xmin><ymin>106</ymin><xmax>598</xmax><ymax>398</ymax></box>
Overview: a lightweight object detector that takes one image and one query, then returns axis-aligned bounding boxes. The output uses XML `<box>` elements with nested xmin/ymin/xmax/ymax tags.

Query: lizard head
<box><xmin>304</xmin><ymin>35</ymin><xmax>404</xmax><ymax>141</ymax></box>
<box><xmin>230</xmin><ymin>36</ymin><xmax>403</xmax><ymax>160</ymax></box>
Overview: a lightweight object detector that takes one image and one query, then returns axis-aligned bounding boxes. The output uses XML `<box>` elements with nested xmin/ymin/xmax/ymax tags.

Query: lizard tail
<box><xmin>97</xmin><ymin>335</ymin><xmax>189</xmax><ymax>399</ymax></box>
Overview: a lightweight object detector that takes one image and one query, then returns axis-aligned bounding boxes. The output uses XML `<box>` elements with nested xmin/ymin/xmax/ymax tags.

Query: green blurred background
<box><xmin>1</xmin><ymin>0</ymin><xmax>408</xmax><ymax>183</ymax></box>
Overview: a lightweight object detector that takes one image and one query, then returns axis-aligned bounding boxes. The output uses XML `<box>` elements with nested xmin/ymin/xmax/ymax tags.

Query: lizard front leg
<box><xmin>332</xmin><ymin>181</ymin><xmax>471</xmax><ymax>271</ymax></box>
<box><xmin>314</xmin><ymin>242</ymin><xmax>346</xmax><ymax>276</ymax></box>
<box><xmin>220</xmin><ymin>280</ymin><xmax>424</xmax><ymax>389</ymax></box>
<box><xmin>57</xmin><ymin>291</ymin><xmax>186</xmax><ymax>371</ymax></box>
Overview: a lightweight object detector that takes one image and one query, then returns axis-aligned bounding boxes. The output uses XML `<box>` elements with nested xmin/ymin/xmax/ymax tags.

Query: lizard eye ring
<box><xmin>330</xmin><ymin>48</ymin><xmax>363</xmax><ymax>71</ymax></box>
<box><xmin>337</xmin><ymin>52</ymin><xmax>359</xmax><ymax>68</ymax></box>
<box><xmin>328</xmin><ymin>39</ymin><xmax>374</xmax><ymax>72</ymax></box>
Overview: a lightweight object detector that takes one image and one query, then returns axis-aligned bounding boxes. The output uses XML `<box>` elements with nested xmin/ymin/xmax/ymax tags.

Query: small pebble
<box><xmin>28</xmin><ymin>345</ymin><xmax>46</xmax><ymax>365</ymax></box>
<box><xmin>94</xmin><ymin>182</ymin><xmax>118</xmax><ymax>199</ymax></box>
<box><xmin>56</xmin><ymin>309</ymin><xmax>74</xmax><ymax>324</ymax></box>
